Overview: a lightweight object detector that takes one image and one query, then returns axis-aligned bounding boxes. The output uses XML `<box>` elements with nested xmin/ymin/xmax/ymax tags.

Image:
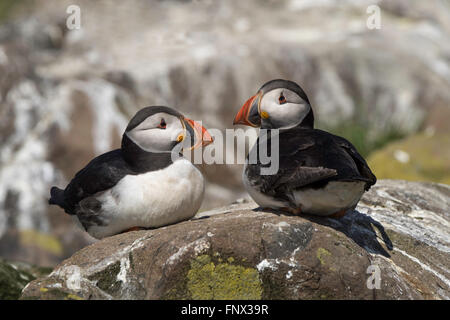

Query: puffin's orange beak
<box><xmin>233</xmin><ymin>92</ymin><xmax>262</xmax><ymax>127</ymax></box>
<box><xmin>184</xmin><ymin>118</ymin><xmax>214</xmax><ymax>150</ymax></box>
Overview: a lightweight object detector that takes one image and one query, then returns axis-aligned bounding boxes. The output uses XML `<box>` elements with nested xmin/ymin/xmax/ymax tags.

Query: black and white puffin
<box><xmin>233</xmin><ymin>79</ymin><xmax>376</xmax><ymax>218</ymax></box>
<box><xmin>49</xmin><ymin>106</ymin><xmax>213</xmax><ymax>239</ymax></box>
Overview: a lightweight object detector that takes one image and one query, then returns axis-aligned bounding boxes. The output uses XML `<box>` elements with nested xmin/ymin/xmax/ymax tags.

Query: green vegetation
<box><xmin>367</xmin><ymin>133</ymin><xmax>450</xmax><ymax>184</ymax></box>
<box><xmin>0</xmin><ymin>259</ymin><xmax>35</xmax><ymax>299</ymax></box>
<box><xmin>318</xmin><ymin>119</ymin><xmax>449</xmax><ymax>184</ymax></box>
<box><xmin>321</xmin><ymin>122</ymin><xmax>406</xmax><ymax>157</ymax></box>
<box><xmin>0</xmin><ymin>0</ymin><xmax>27</xmax><ymax>22</ymax></box>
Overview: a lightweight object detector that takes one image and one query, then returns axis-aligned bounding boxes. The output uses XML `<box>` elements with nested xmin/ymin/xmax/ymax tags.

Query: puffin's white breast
<box><xmin>292</xmin><ymin>181</ymin><xmax>365</xmax><ymax>216</ymax></box>
<box><xmin>88</xmin><ymin>158</ymin><xmax>204</xmax><ymax>238</ymax></box>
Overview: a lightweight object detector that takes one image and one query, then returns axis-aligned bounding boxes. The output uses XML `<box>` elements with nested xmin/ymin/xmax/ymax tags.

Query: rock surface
<box><xmin>21</xmin><ymin>180</ymin><xmax>450</xmax><ymax>300</ymax></box>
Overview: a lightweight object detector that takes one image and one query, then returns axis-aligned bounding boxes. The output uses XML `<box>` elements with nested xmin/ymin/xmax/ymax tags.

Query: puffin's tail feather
<box><xmin>49</xmin><ymin>187</ymin><xmax>68</xmax><ymax>211</ymax></box>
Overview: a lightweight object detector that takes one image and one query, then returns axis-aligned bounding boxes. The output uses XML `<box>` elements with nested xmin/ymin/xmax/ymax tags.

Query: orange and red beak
<box><xmin>233</xmin><ymin>92</ymin><xmax>262</xmax><ymax>127</ymax></box>
<box><xmin>184</xmin><ymin>117</ymin><xmax>214</xmax><ymax>150</ymax></box>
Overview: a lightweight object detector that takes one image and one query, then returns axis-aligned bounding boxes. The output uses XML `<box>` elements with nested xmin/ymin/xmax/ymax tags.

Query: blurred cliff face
<box><xmin>0</xmin><ymin>0</ymin><xmax>449</xmax><ymax>265</ymax></box>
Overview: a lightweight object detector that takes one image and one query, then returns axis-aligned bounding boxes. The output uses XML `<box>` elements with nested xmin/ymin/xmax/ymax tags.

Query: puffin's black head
<box><xmin>123</xmin><ymin>106</ymin><xmax>213</xmax><ymax>153</ymax></box>
<box><xmin>233</xmin><ymin>79</ymin><xmax>314</xmax><ymax>130</ymax></box>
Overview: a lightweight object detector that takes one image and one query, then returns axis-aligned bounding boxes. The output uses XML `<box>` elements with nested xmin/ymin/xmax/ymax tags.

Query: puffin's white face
<box><xmin>259</xmin><ymin>88</ymin><xmax>311</xmax><ymax>130</ymax></box>
<box><xmin>126</xmin><ymin>112</ymin><xmax>185</xmax><ymax>153</ymax></box>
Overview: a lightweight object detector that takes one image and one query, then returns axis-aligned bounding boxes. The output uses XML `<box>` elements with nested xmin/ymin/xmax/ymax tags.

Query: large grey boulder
<box><xmin>20</xmin><ymin>180</ymin><xmax>450</xmax><ymax>300</ymax></box>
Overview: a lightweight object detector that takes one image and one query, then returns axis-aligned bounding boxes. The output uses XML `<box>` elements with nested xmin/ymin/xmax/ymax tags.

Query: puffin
<box><xmin>49</xmin><ymin>106</ymin><xmax>213</xmax><ymax>239</ymax></box>
<box><xmin>233</xmin><ymin>79</ymin><xmax>376</xmax><ymax>218</ymax></box>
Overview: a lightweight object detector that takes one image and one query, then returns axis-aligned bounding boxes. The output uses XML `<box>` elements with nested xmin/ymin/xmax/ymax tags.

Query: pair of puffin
<box><xmin>49</xmin><ymin>80</ymin><xmax>376</xmax><ymax>239</ymax></box>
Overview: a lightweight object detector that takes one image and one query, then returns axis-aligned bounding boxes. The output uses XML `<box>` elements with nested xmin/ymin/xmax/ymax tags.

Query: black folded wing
<box><xmin>245</xmin><ymin>129</ymin><xmax>376</xmax><ymax>204</ymax></box>
<box><xmin>61</xmin><ymin>149</ymin><xmax>133</xmax><ymax>214</ymax></box>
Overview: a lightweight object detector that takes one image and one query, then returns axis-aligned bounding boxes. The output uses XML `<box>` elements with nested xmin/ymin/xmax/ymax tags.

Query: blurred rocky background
<box><xmin>0</xmin><ymin>0</ymin><xmax>449</xmax><ymax>268</ymax></box>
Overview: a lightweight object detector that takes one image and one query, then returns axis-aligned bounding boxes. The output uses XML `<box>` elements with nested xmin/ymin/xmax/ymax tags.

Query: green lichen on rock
<box><xmin>88</xmin><ymin>261</ymin><xmax>122</xmax><ymax>295</ymax></box>
<box><xmin>0</xmin><ymin>259</ymin><xmax>36</xmax><ymax>300</ymax></box>
<box><xmin>41</xmin><ymin>288</ymin><xmax>75</xmax><ymax>300</ymax></box>
<box><xmin>38</xmin><ymin>287</ymin><xmax>84</xmax><ymax>300</ymax></box>
<box><xmin>316</xmin><ymin>248</ymin><xmax>331</xmax><ymax>265</ymax></box>
<box><xmin>66</xmin><ymin>293</ymin><xmax>84</xmax><ymax>300</ymax></box>
<box><xmin>186</xmin><ymin>255</ymin><xmax>262</xmax><ymax>300</ymax></box>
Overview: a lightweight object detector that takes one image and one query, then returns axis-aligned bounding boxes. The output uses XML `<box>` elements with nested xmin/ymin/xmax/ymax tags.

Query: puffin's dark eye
<box><xmin>157</xmin><ymin>118</ymin><xmax>167</xmax><ymax>129</ymax></box>
<box><xmin>279</xmin><ymin>94</ymin><xmax>287</xmax><ymax>104</ymax></box>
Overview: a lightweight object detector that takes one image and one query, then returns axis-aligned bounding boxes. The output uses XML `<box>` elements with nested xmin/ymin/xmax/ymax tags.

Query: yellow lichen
<box><xmin>316</xmin><ymin>248</ymin><xmax>331</xmax><ymax>265</ymax></box>
<box><xmin>187</xmin><ymin>255</ymin><xmax>262</xmax><ymax>300</ymax></box>
<box><xmin>65</xmin><ymin>294</ymin><xmax>84</xmax><ymax>300</ymax></box>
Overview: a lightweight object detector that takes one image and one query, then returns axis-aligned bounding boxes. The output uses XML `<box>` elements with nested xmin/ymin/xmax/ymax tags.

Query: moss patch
<box><xmin>9</xmin><ymin>261</ymin><xmax>52</xmax><ymax>279</ymax></box>
<box><xmin>0</xmin><ymin>259</ymin><xmax>36</xmax><ymax>300</ymax></box>
<box><xmin>186</xmin><ymin>255</ymin><xmax>262</xmax><ymax>300</ymax></box>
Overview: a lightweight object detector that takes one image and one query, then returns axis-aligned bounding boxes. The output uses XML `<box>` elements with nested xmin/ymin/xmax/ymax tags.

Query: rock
<box><xmin>21</xmin><ymin>180</ymin><xmax>450</xmax><ymax>300</ymax></box>
<box><xmin>0</xmin><ymin>258</ymin><xmax>51</xmax><ymax>300</ymax></box>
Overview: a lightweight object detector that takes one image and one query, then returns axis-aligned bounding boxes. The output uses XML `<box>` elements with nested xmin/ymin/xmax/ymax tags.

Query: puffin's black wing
<box><xmin>50</xmin><ymin>149</ymin><xmax>133</xmax><ymax>214</ymax></box>
<box><xmin>273</xmin><ymin>166</ymin><xmax>338</xmax><ymax>189</ymax></box>
<box><xmin>331</xmin><ymin>135</ymin><xmax>377</xmax><ymax>190</ymax></box>
<box><xmin>246</xmin><ymin>129</ymin><xmax>375</xmax><ymax>203</ymax></box>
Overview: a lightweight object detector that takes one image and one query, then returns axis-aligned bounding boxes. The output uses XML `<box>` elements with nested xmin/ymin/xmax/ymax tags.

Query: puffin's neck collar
<box><xmin>261</xmin><ymin>108</ymin><xmax>314</xmax><ymax>130</ymax></box>
<box><xmin>295</xmin><ymin>108</ymin><xmax>314</xmax><ymax>129</ymax></box>
<box><xmin>121</xmin><ymin>134</ymin><xmax>175</xmax><ymax>172</ymax></box>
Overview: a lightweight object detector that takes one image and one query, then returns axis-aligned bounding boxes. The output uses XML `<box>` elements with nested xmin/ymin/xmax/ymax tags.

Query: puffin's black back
<box><xmin>245</xmin><ymin>128</ymin><xmax>376</xmax><ymax>203</ymax></box>
<box><xmin>53</xmin><ymin>149</ymin><xmax>133</xmax><ymax>214</ymax></box>
<box><xmin>50</xmin><ymin>136</ymin><xmax>175</xmax><ymax>215</ymax></box>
